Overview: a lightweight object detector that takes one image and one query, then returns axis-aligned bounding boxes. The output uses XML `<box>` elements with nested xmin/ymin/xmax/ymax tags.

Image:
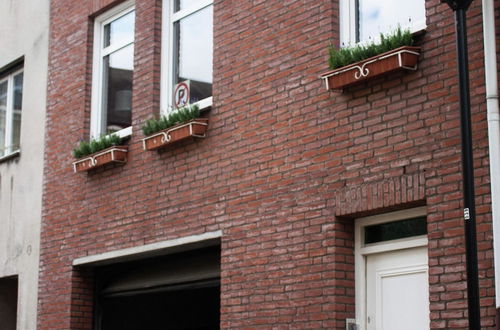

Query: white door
<box><xmin>366</xmin><ymin>246</ymin><xmax>429</xmax><ymax>330</ymax></box>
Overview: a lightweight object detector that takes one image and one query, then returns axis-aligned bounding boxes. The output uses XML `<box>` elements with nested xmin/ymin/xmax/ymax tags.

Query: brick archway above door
<box><xmin>332</xmin><ymin>172</ymin><xmax>426</xmax><ymax>218</ymax></box>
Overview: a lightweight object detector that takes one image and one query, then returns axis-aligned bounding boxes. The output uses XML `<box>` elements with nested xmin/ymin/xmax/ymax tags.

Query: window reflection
<box><xmin>0</xmin><ymin>81</ymin><xmax>7</xmax><ymax>157</ymax></box>
<box><xmin>364</xmin><ymin>217</ymin><xmax>427</xmax><ymax>244</ymax></box>
<box><xmin>12</xmin><ymin>72</ymin><xmax>23</xmax><ymax>151</ymax></box>
<box><xmin>174</xmin><ymin>0</ymin><xmax>205</xmax><ymax>12</ymax></box>
<box><xmin>103</xmin><ymin>44</ymin><xmax>134</xmax><ymax>134</ymax></box>
<box><xmin>173</xmin><ymin>5</ymin><xmax>213</xmax><ymax>105</ymax></box>
<box><xmin>358</xmin><ymin>0</ymin><xmax>425</xmax><ymax>42</ymax></box>
<box><xmin>104</xmin><ymin>10</ymin><xmax>135</xmax><ymax>48</ymax></box>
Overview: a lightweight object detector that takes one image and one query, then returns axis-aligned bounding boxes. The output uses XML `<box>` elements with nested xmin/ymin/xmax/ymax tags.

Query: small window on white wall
<box><xmin>340</xmin><ymin>0</ymin><xmax>426</xmax><ymax>45</ymax></box>
<box><xmin>162</xmin><ymin>0</ymin><xmax>213</xmax><ymax>114</ymax></box>
<box><xmin>91</xmin><ymin>1</ymin><xmax>135</xmax><ymax>138</ymax></box>
<box><xmin>0</xmin><ymin>67</ymin><xmax>23</xmax><ymax>158</ymax></box>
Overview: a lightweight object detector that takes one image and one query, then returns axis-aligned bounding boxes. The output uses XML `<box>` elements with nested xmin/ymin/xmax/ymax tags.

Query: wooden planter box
<box><xmin>142</xmin><ymin>118</ymin><xmax>209</xmax><ymax>151</ymax></box>
<box><xmin>320</xmin><ymin>46</ymin><xmax>421</xmax><ymax>90</ymax></box>
<box><xmin>72</xmin><ymin>146</ymin><xmax>128</xmax><ymax>173</ymax></box>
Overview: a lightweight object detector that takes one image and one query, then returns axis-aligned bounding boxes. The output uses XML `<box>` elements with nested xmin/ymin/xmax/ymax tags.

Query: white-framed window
<box><xmin>0</xmin><ymin>67</ymin><xmax>23</xmax><ymax>158</ymax></box>
<box><xmin>340</xmin><ymin>0</ymin><xmax>426</xmax><ymax>46</ymax></box>
<box><xmin>161</xmin><ymin>0</ymin><xmax>213</xmax><ymax>115</ymax></box>
<box><xmin>91</xmin><ymin>1</ymin><xmax>135</xmax><ymax>138</ymax></box>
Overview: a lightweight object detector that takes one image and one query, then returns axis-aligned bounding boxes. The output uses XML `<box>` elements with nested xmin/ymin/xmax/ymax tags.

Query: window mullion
<box><xmin>102</xmin><ymin>40</ymin><xmax>134</xmax><ymax>57</ymax></box>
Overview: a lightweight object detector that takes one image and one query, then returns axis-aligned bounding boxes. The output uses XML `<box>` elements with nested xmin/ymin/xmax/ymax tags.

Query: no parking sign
<box><xmin>174</xmin><ymin>81</ymin><xmax>190</xmax><ymax>108</ymax></box>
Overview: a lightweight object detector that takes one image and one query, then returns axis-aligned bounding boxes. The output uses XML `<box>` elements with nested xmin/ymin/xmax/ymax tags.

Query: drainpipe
<box><xmin>442</xmin><ymin>0</ymin><xmax>481</xmax><ymax>327</ymax></box>
<box><xmin>482</xmin><ymin>0</ymin><xmax>500</xmax><ymax>327</ymax></box>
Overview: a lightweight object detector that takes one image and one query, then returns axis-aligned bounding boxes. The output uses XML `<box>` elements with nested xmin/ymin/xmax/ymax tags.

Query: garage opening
<box><xmin>0</xmin><ymin>276</ymin><xmax>18</xmax><ymax>330</ymax></box>
<box><xmin>94</xmin><ymin>245</ymin><xmax>220</xmax><ymax>330</ymax></box>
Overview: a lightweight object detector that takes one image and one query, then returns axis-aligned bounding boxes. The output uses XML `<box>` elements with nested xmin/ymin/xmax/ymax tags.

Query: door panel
<box><xmin>366</xmin><ymin>247</ymin><xmax>429</xmax><ymax>330</ymax></box>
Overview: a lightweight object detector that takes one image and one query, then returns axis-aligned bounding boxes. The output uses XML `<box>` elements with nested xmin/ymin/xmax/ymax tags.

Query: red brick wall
<box><xmin>39</xmin><ymin>0</ymin><xmax>496</xmax><ymax>329</ymax></box>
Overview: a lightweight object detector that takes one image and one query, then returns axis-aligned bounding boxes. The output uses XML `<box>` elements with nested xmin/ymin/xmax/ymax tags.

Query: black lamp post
<box><xmin>440</xmin><ymin>0</ymin><xmax>481</xmax><ymax>329</ymax></box>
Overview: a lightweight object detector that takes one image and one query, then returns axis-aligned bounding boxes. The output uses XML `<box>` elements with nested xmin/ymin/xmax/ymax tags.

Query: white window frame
<box><xmin>339</xmin><ymin>0</ymin><xmax>427</xmax><ymax>46</ymax></box>
<box><xmin>160</xmin><ymin>0</ymin><xmax>213</xmax><ymax>116</ymax></box>
<box><xmin>91</xmin><ymin>1</ymin><xmax>135</xmax><ymax>139</ymax></box>
<box><xmin>0</xmin><ymin>67</ymin><xmax>23</xmax><ymax>158</ymax></box>
<box><xmin>354</xmin><ymin>207</ymin><xmax>427</xmax><ymax>330</ymax></box>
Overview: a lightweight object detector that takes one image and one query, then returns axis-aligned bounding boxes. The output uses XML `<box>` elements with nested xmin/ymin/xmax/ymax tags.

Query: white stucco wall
<box><xmin>0</xmin><ymin>0</ymin><xmax>49</xmax><ymax>329</ymax></box>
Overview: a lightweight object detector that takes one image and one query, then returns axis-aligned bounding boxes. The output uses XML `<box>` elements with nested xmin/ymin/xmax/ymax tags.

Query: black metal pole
<box><xmin>455</xmin><ymin>8</ymin><xmax>481</xmax><ymax>328</ymax></box>
<box><xmin>442</xmin><ymin>1</ymin><xmax>482</xmax><ymax>328</ymax></box>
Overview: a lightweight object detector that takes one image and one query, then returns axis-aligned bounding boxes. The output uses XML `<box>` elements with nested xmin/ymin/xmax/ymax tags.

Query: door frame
<box><xmin>354</xmin><ymin>207</ymin><xmax>428</xmax><ymax>330</ymax></box>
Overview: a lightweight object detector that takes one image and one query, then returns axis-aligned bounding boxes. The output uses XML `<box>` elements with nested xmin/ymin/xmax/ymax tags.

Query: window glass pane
<box><xmin>13</xmin><ymin>73</ymin><xmax>23</xmax><ymax>110</ymax></box>
<box><xmin>173</xmin><ymin>5</ymin><xmax>213</xmax><ymax>105</ymax></box>
<box><xmin>11</xmin><ymin>72</ymin><xmax>23</xmax><ymax>151</ymax></box>
<box><xmin>364</xmin><ymin>217</ymin><xmax>427</xmax><ymax>244</ymax></box>
<box><xmin>102</xmin><ymin>44</ymin><xmax>134</xmax><ymax>134</ymax></box>
<box><xmin>174</xmin><ymin>0</ymin><xmax>205</xmax><ymax>13</ymax></box>
<box><xmin>104</xmin><ymin>10</ymin><xmax>135</xmax><ymax>48</ymax></box>
<box><xmin>0</xmin><ymin>81</ymin><xmax>7</xmax><ymax>157</ymax></box>
<box><xmin>358</xmin><ymin>0</ymin><xmax>425</xmax><ymax>42</ymax></box>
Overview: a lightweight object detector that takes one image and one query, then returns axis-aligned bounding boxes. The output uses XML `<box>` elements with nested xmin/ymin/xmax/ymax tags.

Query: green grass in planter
<box><xmin>141</xmin><ymin>104</ymin><xmax>201</xmax><ymax>136</ymax></box>
<box><xmin>328</xmin><ymin>27</ymin><xmax>414</xmax><ymax>70</ymax></box>
<box><xmin>73</xmin><ymin>134</ymin><xmax>123</xmax><ymax>159</ymax></box>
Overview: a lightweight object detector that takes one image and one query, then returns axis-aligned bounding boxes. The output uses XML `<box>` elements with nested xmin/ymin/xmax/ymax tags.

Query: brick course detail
<box><xmin>333</xmin><ymin>172</ymin><xmax>426</xmax><ymax>217</ymax></box>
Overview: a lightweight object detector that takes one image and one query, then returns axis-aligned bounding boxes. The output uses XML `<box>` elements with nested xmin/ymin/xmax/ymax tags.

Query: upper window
<box><xmin>0</xmin><ymin>68</ymin><xmax>23</xmax><ymax>158</ymax></box>
<box><xmin>340</xmin><ymin>0</ymin><xmax>426</xmax><ymax>45</ymax></box>
<box><xmin>91</xmin><ymin>2</ymin><xmax>135</xmax><ymax>138</ymax></box>
<box><xmin>161</xmin><ymin>0</ymin><xmax>213</xmax><ymax>114</ymax></box>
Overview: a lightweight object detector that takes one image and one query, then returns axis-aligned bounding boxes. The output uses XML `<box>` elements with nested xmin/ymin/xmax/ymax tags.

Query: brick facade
<box><xmin>39</xmin><ymin>0</ymin><xmax>498</xmax><ymax>328</ymax></box>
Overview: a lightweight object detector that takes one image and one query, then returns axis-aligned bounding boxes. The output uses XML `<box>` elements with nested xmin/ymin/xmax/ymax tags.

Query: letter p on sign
<box><xmin>174</xmin><ymin>81</ymin><xmax>190</xmax><ymax>109</ymax></box>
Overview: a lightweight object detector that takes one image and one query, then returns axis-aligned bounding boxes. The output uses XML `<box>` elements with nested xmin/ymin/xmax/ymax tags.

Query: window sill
<box><xmin>410</xmin><ymin>27</ymin><xmax>427</xmax><ymax>39</ymax></box>
<box><xmin>341</xmin><ymin>22</ymin><xmax>427</xmax><ymax>48</ymax></box>
<box><xmin>92</xmin><ymin>126</ymin><xmax>132</xmax><ymax>140</ymax></box>
<box><xmin>196</xmin><ymin>96</ymin><xmax>213</xmax><ymax>112</ymax></box>
<box><xmin>0</xmin><ymin>150</ymin><xmax>20</xmax><ymax>164</ymax></box>
<box><xmin>161</xmin><ymin>97</ymin><xmax>213</xmax><ymax>117</ymax></box>
<box><xmin>116</xmin><ymin>126</ymin><xmax>132</xmax><ymax>139</ymax></box>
